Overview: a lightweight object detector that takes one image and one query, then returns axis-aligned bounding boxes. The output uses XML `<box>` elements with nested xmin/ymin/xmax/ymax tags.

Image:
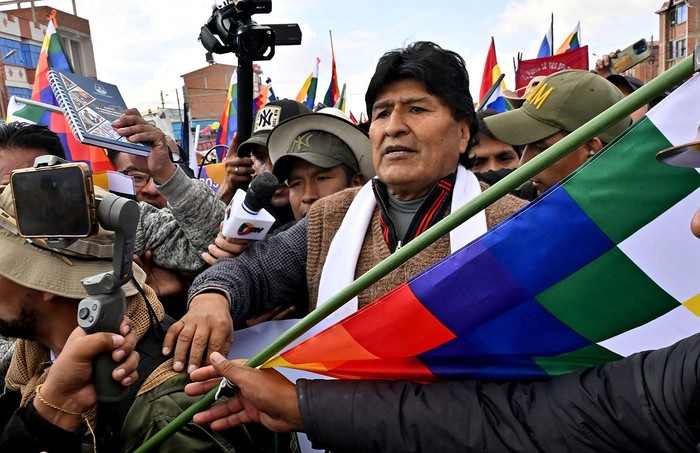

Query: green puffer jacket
<box><xmin>121</xmin><ymin>372</ymin><xmax>254</xmax><ymax>453</ymax></box>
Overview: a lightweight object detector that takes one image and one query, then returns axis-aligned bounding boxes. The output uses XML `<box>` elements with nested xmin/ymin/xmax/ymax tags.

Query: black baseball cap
<box><xmin>237</xmin><ymin>99</ymin><xmax>311</xmax><ymax>157</ymax></box>
<box><xmin>606</xmin><ymin>74</ymin><xmax>644</xmax><ymax>94</ymax></box>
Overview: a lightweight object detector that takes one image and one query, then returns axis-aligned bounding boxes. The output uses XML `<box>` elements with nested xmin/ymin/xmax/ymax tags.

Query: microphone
<box><xmin>221</xmin><ymin>172</ymin><xmax>279</xmax><ymax>240</ymax></box>
<box><xmin>240</xmin><ymin>172</ymin><xmax>278</xmax><ymax>214</ymax></box>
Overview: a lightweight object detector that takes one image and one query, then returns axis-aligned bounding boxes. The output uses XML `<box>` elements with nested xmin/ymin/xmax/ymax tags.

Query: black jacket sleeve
<box><xmin>0</xmin><ymin>399</ymin><xmax>86</xmax><ymax>452</ymax></box>
<box><xmin>298</xmin><ymin>333</ymin><xmax>700</xmax><ymax>453</ymax></box>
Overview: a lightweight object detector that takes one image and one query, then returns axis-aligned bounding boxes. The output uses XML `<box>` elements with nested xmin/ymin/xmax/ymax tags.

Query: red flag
<box><xmin>479</xmin><ymin>37</ymin><xmax>500</xmax><ymax>103</ymax></box>
<box><xmin>515</xmin><ymin>46</ymin><xmax>589</xmax><ymax>90</ymax></box>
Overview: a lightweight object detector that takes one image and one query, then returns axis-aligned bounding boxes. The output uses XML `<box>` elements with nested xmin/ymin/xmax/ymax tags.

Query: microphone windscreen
<box><xmin>244</xmin><ymin>172</ymin><xmax>279</xmax><ymax>213</ymax></box>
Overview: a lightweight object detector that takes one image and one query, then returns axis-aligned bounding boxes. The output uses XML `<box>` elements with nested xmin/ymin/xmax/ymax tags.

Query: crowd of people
<box><xmin>0</xmin><ymin>39</ymin><xmax>697</xmax><ymax>452</ymax></box>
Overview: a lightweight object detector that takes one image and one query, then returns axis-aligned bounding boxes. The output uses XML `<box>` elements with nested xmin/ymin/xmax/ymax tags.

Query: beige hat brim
<box><xmin>502</xmin><ymin>89</ymin><xmax>525</xmax><ymax>109</ymax></box>
<box><xmin>656</xmin><ymin>141</ymin><xmax>700</xmax><ymax>168</ymax></box>
<box><xmin>267</xmin><ymin>113</ymin><xmax>375</xmax><ymax>180</ymax></box>
<box><xmin>0</xmin><ymin>186</ymin><xmax>145</xmax><ymax>299</ymax></box>
<box><xmin>0</xmin><ymin>228</ymin><xmax>146</xmax><ymax>299</ymax></box>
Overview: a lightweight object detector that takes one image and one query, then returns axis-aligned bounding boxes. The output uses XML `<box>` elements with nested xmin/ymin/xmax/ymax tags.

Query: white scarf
<box><xmin>316</xmin><ymin>165</ymin><xmax>486</xmax><ymax>319</ymax></box>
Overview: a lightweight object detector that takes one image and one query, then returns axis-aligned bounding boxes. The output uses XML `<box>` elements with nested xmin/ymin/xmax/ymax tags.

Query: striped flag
<box><xmin>216</xmin><ymin>70</ymin><xmax>238</xmax><ymax>152</ymax></box>
<box><xmin>323</xmin><ymin>31</ymin><xmax>340</xmax><ymax>107</ymax></box>
<box><xmin>17</xmin><ymin>10</ymin><xmax>114</xmax><ymax>172</ymax></box>
<box><xmin>334</xmin><ymin>83</ymin><xmax>346</xmax><ymax>112</ymax></box>
<box><xmin>295</xmin><ymin>58</ymin><xmax>320</xmax><ymax>110</ymax></box>
<box><xmin>556</xmin><ymin>21</ymin><xmax>581</xmax><ymax>55</ymax></box>
<box><xmin>264</xmin><ymin>73</ymin><xmax>700</xmax><ymax>381</ymax></box>
<box><xmin>348</xmin><ymin>110</ymin><xmax>358</xmax><ymax>125</ymax></box>
<box><xmin>537</xmin><ymin>25</ymin><xmax>553</xmax><ymax>58</ymax></box>
<box><xmin>479</xmin><ymin>37</ymin><xmax>510</xmax><ymax>112</ymax></box>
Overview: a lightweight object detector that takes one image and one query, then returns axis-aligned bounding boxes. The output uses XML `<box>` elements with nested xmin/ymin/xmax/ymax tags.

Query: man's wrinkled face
<box><xmin>369</xmin><ymin>78</ymin><xmax>470</xmax><ymax>200</ymax></box>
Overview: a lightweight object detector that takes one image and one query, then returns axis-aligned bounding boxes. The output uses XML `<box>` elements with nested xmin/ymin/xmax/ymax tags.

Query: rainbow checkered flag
<box><xmin>265</xmin><ymin>73</ymin><xmax>700</xmax><ymax>381</ymax></box>
<box><xmin>216</xmin><ymin>70</ymin><xmax>238</xmax><ymax>154</ymax></box>
<box><xmin>9</xmin><ymin>10</ymin><xmax>114</xmax><ymax>173</ymax></box>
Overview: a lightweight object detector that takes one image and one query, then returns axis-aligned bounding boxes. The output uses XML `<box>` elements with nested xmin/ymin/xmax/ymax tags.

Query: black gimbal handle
<box><xmin>78</xmin><ymin>194</ymin><xmax>139</xmax><ymax>402</ymax></box>
<box><xmin>78</xmin><ymin>278</ymin><xmax>128</xmax><ymax>402</ymax></box>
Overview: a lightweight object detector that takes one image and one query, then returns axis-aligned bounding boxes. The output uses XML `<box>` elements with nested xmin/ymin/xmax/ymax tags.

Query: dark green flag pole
<box><xmin>135</xmin><ymin>55</ymin><xmax>694</xmax><ymax>453</ymax></box>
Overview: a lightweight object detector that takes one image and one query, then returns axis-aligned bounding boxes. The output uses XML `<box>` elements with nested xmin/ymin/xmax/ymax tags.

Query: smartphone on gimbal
<box><xmin>10</xmin><ymin>157</ymin><xmax>137</xmax><ymax>402</ymax></box>
<box><xmin>11</xmin><ymin>161</ymin><xmax>98</xmax><ymax>239</ymax></box>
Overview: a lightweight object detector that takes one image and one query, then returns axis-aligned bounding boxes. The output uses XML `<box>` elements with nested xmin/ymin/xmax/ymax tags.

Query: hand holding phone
<box><xmin>610</xmin><ymin>39</ymin><xmax>652</xmax><ymax>74</ymax></box>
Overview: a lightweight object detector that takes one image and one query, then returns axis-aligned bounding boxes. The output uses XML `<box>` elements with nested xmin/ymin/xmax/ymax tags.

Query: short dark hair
<box><xmin>338</xmin><ymin>163</ymin><xmax>359</xmax><ymax>186</ymax></box>
<box><xmin>365</xmin><ymin>41</ymin><xmax>478</xmax><ymax>149</ymax></box>
<box><xmin>0</xmin><ymin>122</ymin><xmax>65</xmax><ymax>159</ymax></box>
<box><xmin>462</xmin><ymin>109</ymin><xmax>523</xmax><ymax>168</ymax></box>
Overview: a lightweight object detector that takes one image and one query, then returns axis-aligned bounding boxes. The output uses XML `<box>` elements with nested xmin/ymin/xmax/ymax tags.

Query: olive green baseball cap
<box><xmin>268</xmin><ymin>108</ymin><xmax>374</xmax><ymax>182</ymax></box>
<box><xmin>484</xmin><ymin>70</ymin><xmax>631</xmax><ymax>146</ymax></box>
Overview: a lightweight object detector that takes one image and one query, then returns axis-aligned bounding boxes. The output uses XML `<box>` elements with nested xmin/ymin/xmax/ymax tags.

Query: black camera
<box><xmin>200</xmin><ymin>0</ymin><xmax>301</xmax><ymax>61</ymax></box>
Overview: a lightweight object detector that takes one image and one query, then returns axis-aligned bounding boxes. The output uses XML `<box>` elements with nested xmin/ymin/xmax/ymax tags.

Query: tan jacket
<box><xmin>306</xmin><ymin>182</ymin><xmax>527</xmax><ymax>309</ymax></box>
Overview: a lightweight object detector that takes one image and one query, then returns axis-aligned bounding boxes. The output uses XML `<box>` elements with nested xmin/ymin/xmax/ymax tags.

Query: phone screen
<box><xmin>11</xmin><ymin>165</ymin><xmax>95</xmax><ymax>238</ymax></box>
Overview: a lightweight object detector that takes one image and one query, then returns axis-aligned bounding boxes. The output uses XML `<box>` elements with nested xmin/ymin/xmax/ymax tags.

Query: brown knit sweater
<box><xmin>306</xmin><ymin>182</ymin><xmax>527</xmax><ymax>310</ymax></box>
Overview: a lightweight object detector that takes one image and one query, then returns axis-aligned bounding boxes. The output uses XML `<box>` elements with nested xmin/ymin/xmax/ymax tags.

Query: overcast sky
<box><xmin>24</xmin><ymin>0</ymin><xmax>664</xmax><ymax>119</ymax></box>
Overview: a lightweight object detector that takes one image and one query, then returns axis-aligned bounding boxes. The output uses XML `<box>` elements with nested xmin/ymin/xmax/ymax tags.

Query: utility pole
<box><xmin>160</xmin><ymin>90</ymin><xmax>165</xmax><ymax>109</ymax></box>
<box><xmin>175</xmin><ymin>88</ymin><xmax>182</xmax><ymax>121</ymax></box>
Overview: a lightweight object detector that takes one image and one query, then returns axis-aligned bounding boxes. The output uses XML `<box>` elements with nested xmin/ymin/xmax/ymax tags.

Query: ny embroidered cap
<box><xmin>268</xmin><ymin>108</ymin><xmax>375</xmax><ymax>182</ymax></box>
<box><xmin>484</xmin><ymin>70</ymin><xmax>631</xmax><ymax>146</ymax></box>
<box><xmin>0</xmin><ymin>185</ymin><xmax>146</xmax><ymax>299</ymax></box>
<box><xmin>237</xmin><ymin>99</ymin><xmax>312</xmax><ymax>157</ymax></box>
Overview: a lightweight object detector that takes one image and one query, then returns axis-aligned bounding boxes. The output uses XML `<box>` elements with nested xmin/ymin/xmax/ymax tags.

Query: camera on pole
<box><xmin>199</xmin><ymin>0</ymin><xmax>302</xmax><ymax>141</ymax></box>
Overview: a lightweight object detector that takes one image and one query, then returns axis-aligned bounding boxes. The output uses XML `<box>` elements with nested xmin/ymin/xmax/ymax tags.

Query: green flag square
<box><xmin>536</xmin><ymin>247</ymin><xmax>678</xmax><ymax>342</ymax></box>
<box><xmin>565</xmin><ymin>117</ymin><xmax>700</xmax><ymax>244</ymax></box>
<box><xmin>533</xmin><ymin>343</ymin><xmax>623</xmax><ymax>377</ymax></box>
